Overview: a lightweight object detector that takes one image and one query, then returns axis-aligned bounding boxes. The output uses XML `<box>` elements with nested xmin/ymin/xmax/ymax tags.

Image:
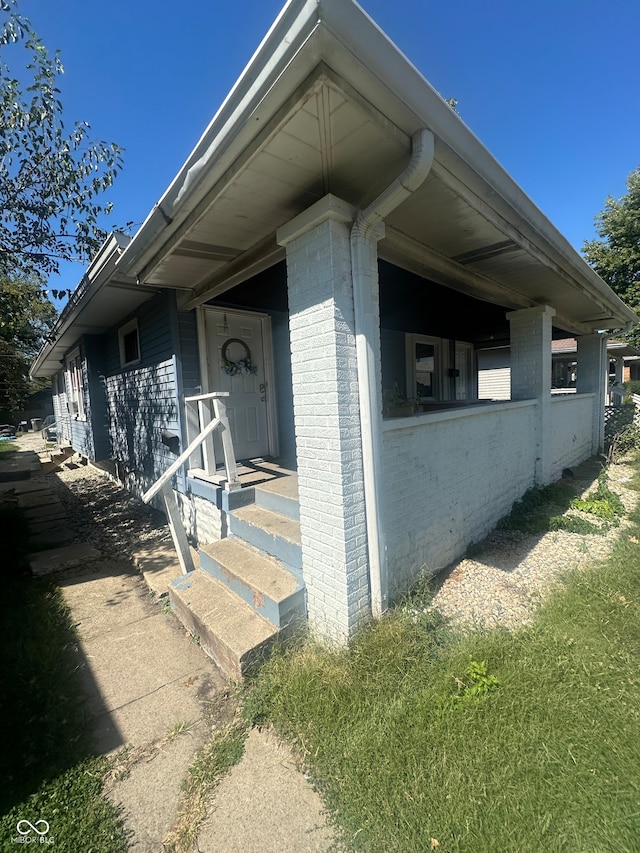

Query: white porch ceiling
<box><xmin>117</xmin><ymin>0</ymin><xmax>635</xmax><ymax>337</ymax></box>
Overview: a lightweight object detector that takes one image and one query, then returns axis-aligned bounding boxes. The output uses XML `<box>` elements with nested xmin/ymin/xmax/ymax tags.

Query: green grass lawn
<box><xmin>246</xmin><ymin>463</ymin><xmax>640</xmax><ymax>853</ymax></box>
<box><xmin>0</xmin><ymin>500</ymin><xmax>128</xmax><ymax>851</ymax></box>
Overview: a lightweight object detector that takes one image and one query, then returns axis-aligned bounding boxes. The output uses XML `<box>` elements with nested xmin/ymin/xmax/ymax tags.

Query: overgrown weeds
<box><xmin>496</xmin><ymin>467</ymin><xmax>624</xmax><ymax>536</ymax></box>
<box><xmin>608</xmin><ymin>422</ymin><xmax>640</xmax><ymax>463</ymax></box>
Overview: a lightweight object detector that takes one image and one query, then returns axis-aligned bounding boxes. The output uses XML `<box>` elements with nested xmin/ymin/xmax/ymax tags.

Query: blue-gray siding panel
<box><xmin>102</xmin><ymin>291</ymin><xmax>175</xmax><ymax>376</ymax></box>
<box><xmin>105</xmin><ymin>357</ymin><xmax>180</xmax><ymax>496</ymax></box>
<box><xmin>177</xmin><ymin>310</ymin><xmax>201</xmax><ymax>397</ymax></box>
<box><xmin>271</xmin><ymin>310</ymin><xmax>296</xmax><ymax>465</ymax></box>
<box><xmin>84</xmin><ymin>335</ymin><xmax>110</xmax><ymax>459</ymax></box>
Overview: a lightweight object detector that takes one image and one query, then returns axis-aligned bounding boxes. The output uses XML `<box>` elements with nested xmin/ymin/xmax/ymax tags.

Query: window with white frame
<box><xmin>407</xmin><ymin>335</ymin><xmax>442</xmax><ymax>403</ymax></box>
<box><xmin>404</xmin><ymin>334</ymin><xmax>475</xmax><ymax>405</ymax></box>
<box><xmin>118</xmin><ymin>318</ymin><xmax>141</xmax><ymax>367</ymax></box>
<box><xmin>66</xmin><ymin>349</ymin><xmax>85</xmax><ymax>420</ymax></box>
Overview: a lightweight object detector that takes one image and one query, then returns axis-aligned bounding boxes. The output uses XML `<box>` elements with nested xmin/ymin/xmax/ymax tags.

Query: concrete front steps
<box><xmin>40</xmin><ymin>445</ymin><xmax>74</xmax><ymax>475</ymax></box>
<box><xmin>169</xmin><ymin>473</ymin><xmax>305</xmax><ymax>680</ymax></box>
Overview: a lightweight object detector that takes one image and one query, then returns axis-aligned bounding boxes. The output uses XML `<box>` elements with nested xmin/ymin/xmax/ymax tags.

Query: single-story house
<box><xmin>31</xmin><ymin>0</ymin><xmax>636</xmax><ymax>673</ymax></box>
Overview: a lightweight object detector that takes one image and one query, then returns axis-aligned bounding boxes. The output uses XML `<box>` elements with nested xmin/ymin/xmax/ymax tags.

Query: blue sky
<box><xmin>23</xmin><ymin>0</ymin><xmax>640</xmax><ymax>300</ymax></box>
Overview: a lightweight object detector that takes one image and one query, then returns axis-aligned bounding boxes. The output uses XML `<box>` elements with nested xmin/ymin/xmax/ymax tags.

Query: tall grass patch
<box><xmin>246</xmin><ymin>505</ymin><xmax>640</xmax><ymax>851</ymax></box>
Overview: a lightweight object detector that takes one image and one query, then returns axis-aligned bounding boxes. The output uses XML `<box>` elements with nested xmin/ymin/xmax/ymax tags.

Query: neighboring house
<box><xmin>478</xmin><ymin>339</ymin><xmax>640</xmax><ymax>402</ymax></box>
<box><xmin>12</xmin><ymin>386</ymin><xmax>53</xmax><ymax>427</ymax></box>
<box><xmin>31</xmin><ymin>0</ymin><xmax>637</xmax><ymax>672</ymax></box>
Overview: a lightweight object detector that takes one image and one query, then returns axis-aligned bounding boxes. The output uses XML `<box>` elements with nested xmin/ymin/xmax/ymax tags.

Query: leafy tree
<box><xmin>0</xmin><ymin>0</ymin><xmax>123</xmax><ymax>285</ymax></box>
<box><xmin>583</xmin><ymin>167</ymin><xmax>640</xmax><ymax>342</ymax></box>
<box><xmin>0</xmin><ymin>273</ymin><xmax>56</xmax><ymax>422</ymax></box>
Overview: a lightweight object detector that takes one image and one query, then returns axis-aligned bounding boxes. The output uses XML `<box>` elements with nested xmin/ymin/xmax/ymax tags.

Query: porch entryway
<box><xmin>201</xmin><ymin>308</ymin><xmax>274</xmax><ymax>461</ymax></box>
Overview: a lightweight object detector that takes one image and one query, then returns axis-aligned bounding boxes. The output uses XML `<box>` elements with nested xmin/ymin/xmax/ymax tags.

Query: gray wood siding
<box><xmin>84</xmin><ymin>335</ymin><xmax>110</xmax><ymax>459</ymax></box>
<box><xmin>271</xmin><ymin>310</ymin><xmax>296</xmax><ymax>465</ymax></box>
<box><xmin>102</xmin><ymin>291</ymin><xmax>175</xmax><ymax>375</ymax></box>
<box><xmin>177</xmin><ymin>309</ymin><xmax>201</xmax><ymax>397</ymax></box>
<box><xmin>105</xmin><ymin>357</ymin><xmax>179</xmax><ymax>496</ymax></box>
<box><xmin>101</xmin><ymin>291</ymin><xmax>181</xmax><ymax>496</ymax></box>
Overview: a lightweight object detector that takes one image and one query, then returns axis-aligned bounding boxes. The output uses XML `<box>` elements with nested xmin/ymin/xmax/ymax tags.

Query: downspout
<box><xmin>350</xmin><ymin>128</ymin><xmax>435</xmax><ymax>618</ymax></box>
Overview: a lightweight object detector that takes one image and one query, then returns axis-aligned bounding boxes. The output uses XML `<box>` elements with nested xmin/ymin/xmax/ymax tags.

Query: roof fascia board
<box><xmin>118</xmin><ymin>0</ymin><xmax>325</xmax><ymax>278</ymax></box>
<box><xmin>31</xmin><ymin>233</ymin><xmax>132</xmax><ymax>376</ymax></box>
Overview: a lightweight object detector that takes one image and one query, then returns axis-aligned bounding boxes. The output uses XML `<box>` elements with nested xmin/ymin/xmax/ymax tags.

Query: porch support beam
<box><xmin>507</xmin><ymin>305</ymin><xmax>555</xmax><ymax>484</ymax></box>
<box><xmin>577</xmin><ymin>332</ymin><xmax>608</xmax><ymax>453</ymax></box>
<box><xmin>278</xmin><ymin>194</ymin><xmax>371</xmax><ymax>642</ymax></box>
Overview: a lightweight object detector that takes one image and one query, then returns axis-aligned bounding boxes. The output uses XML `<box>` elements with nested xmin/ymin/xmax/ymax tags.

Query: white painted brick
<box><xmin>283</xmin><ymin>207</ymin><xmax>373</xmax><ymax>643</ymax></box>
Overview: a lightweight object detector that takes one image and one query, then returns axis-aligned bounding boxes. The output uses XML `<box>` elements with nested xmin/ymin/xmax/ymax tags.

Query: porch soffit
<box><xmin>137</xmin><ymin>75</ymin><xmax>627</xmax><ymax>335</ymax></box>
<box><xmin>33</xmin><ymin>280</ymin><xmax>158</xmax><ymax>377</ymax></box>
<box><xmin>142</xmin><ymin>69</ymin><xmax>410</xmax><ymax>297</ymax></box>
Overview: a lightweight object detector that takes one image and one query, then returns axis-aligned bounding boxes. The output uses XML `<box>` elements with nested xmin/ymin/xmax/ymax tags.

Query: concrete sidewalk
<box><xmin>8</xmin><ymin>436</ymin><xmax>335</xmax><ymax>852</ymax></box>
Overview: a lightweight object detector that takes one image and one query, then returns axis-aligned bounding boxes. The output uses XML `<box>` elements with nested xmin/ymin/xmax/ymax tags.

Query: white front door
<box><xmin>203</xmin><ymin>309</ymin><xmax>270</xmax><ymax>461</ymax></box>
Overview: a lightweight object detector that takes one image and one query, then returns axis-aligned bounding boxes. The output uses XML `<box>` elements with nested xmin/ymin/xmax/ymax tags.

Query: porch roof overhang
<box><xmin>116</xmin><ymin>0</ymin><xmax>636</xmax><ymax>337</ymax></box>
<box><xmin>30</xmin><ymin>233</ymin><xmax>159</xmax><ymax>378</ymax></box>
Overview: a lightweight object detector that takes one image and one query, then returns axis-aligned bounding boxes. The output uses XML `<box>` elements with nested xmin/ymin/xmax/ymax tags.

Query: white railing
<box><xmin>140</xmin><ymin>392</ymin><xmax>240</xmax><ymax>575</ymax></box>
<box><xmin>183</xmin><ymin>392</ymin><xmax>241</xmax><ymax>486</ymax></box>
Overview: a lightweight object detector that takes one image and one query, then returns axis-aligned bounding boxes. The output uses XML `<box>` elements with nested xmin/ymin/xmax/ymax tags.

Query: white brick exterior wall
<box><xmin>577</xmin><ymin>333</ymin><xmax>607</xmax><ymax>452</ymax></box>
<box><xmin>549</xmin><ymin>394</ymin><xmax>596</xmax><ymax>479</ymax></box>
<box><xmin>383</xmin><ymin>402</ymin><xmax>537</xmax><ymax>595</ymax></box>
<box><xmin>176</xmin><ymin>490</ymin><xmax>223</xmax><ymax>545</ymax></box>
<box><xmin>279</xmin><ymin>201</ymin><xmax>370</xmax><ymax>642</ymax></box>
<box><xmin>508</xmin><ymin>306</ymin><xmax>554</xmax><ymax>483</ymax></box>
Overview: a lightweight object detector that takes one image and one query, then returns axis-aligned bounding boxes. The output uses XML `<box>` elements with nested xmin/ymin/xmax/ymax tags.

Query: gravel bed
<box><xmin>46</xmin><ymin>462</ymin><xmax>171</xmax><ymax>560</ymax></box>
<box><xmin>428</xmin><ymin>458</ymin><xmax>638</xmax><ymax>630</ymax></box>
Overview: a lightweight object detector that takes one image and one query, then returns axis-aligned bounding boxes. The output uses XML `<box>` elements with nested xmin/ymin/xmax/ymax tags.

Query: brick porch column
<box><xmin>577</xmin><ymin>332</ymin><xmax>608</xmax><ymax>453</ymax></box>
<box><xmin>277</xmin><ymin>195</ymin><xmax>370</xmax><ymax>642</ymax></box>
<box><xmin>507</xmin><ymin>305</ymin><xmax>555</xmax><ymax>484</ymax></box>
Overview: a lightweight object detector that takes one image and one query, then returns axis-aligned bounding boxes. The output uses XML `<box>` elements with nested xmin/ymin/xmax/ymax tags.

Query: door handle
<box><xmin>259</xmin><ymin>382</ymin><xmax>267</xmax><ymax>402</ymax></box>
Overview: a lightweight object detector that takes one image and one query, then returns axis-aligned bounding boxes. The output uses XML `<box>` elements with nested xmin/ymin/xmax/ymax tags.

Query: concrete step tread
<box><xmin>254</xmin><ymin>474</ymin><xmax>299</xmax><ymax>501</ymax></box>
<box><xmin>171</xmin><ymin>571</ymin><xmax>277</xmax><ymax>656</ymax></box>
<box><xmin>200</xmin><ymin>538</ymin><xmax>299</xmax><ymax>602</ymax></box>
<box><xmin>231</xmin><ymin>504</ymin><xmax>301</xmax><ymax>545</ymax></box>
